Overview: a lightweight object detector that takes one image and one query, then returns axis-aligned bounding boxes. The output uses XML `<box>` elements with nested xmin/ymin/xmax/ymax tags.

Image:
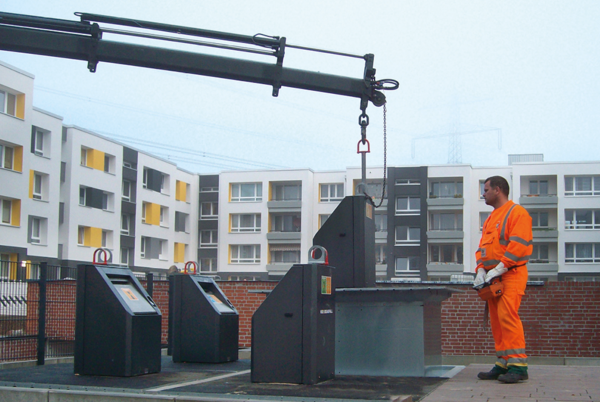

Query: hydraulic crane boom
<box><xmin>0</xmin><ymin>11</ymin><xmax>398</xmax><ymax>192</ymax></box>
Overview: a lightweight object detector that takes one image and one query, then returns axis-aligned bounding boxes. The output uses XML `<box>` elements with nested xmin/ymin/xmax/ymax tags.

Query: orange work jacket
<box><xmin>476</xmin><ymin>201</ymin><xmax>533</xmax><ymax>270</ymax></box>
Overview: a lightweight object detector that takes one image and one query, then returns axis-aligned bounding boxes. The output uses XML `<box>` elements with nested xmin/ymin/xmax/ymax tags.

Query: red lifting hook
<box><xmin>357</xmin><ymin>139</ymin><xmax>370</xmax><ymax>154</ymax></box>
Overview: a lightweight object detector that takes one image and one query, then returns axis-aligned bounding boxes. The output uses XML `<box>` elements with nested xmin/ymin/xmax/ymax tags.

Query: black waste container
<box><xmin>251</xmin><ymin>247</ymin><xmax>335</xmax><ymax>384</ymax></box>
<box><xmin>170</xmin><ymin>274</ymin><xmax>239</xmax><ymax>363</ymax></box>
<box><xmin>74</xmin><ymin>264</ymin><xmax>162</xmax><ymax>376</ymax></box>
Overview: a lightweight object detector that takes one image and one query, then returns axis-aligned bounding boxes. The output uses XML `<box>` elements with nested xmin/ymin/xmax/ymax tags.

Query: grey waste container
<box><xmin>251</xmin><ymin>247</ymin><xmax>335</xmax><ymax>384</ymax></box>
<box><xmin>170</xmin><ymin>273</ymin><xmax>238</xmax><ymax>363</ymax></box>
<box><xmin>74</xmin><ymin>264</ymin><xmax>162</xmax><ymax>376</ymax></box>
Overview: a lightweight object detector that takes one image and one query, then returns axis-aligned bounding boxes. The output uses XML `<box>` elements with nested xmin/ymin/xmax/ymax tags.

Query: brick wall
<box><xmin>21</xmin><ymin>279</ymin><xmax>600</xmax><ymax>358</ymax></box>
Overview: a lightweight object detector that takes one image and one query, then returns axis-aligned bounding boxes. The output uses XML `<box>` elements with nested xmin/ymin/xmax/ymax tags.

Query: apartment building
<box><xmin>2</xmin><ymin>59</ymin><xmax>599</xmax><ymax>281</ymax></box>
<box><xmin>0</xmin><ymin>61</ymin><xmax>63</xmax><ymax>279</ymax></box>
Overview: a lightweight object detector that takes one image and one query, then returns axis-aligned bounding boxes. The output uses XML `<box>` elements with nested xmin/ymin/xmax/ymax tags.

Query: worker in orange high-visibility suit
<box><xmin>472</xmin><ymin>175</ymin><xmax>532</xmax><ymax>384</ymax></box>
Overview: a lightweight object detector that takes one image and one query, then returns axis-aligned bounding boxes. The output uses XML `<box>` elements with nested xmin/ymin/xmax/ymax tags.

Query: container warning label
<box><xmin>321</xmin><ymin>276</ymin><xmax>332</xmax><ymax>295</ymax></box>
<box><xmin>121</xmin><ymin>287</ymin><xmax>138</xmax><ymax>301</ymax></box>
<box><xmin>366</xmin><ymin>203</ymin><xmax>373</xmax><ymax>219</ymax></box>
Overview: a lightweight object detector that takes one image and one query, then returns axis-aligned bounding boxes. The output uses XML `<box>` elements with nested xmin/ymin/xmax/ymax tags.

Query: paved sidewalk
<box><xmin>421</xmin><ymin>364</ymin><xmax>600</xmax><ymax>402</ymax></box>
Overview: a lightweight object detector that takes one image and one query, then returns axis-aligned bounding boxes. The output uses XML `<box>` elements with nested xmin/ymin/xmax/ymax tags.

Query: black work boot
<box><xmin>477</xmin><ymin>365</ymin><xmax>508</xmax><ymax>380</ymax></box>
<box><xmin>498</xmin><ymin>366</ymin><xmax>529</xmax><ymax>383</ymax></box>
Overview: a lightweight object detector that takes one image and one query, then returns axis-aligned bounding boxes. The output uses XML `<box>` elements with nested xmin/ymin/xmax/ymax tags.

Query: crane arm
<box><xmin>0</xmin><ymin>12</ymin><xmax>396</xmax><ymax>107</ymax></box>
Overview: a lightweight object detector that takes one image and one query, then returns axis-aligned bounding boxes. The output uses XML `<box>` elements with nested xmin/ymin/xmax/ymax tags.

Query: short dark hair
<box><xmin>485</xmin><ymin>176</ymin><xmax>510</xmax><ymax>197</ymax></box>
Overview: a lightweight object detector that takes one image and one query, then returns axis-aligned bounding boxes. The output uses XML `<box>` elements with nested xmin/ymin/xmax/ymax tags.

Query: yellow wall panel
<box><xmin>144</xmin><ymin>202</ymin><xmax>160</xmax><ymax>226</ymax></box>
<box><xmin>13</xmin><ymin>146</ymin><xmax>23</xmax><ymax>172</ymax></box>
<box><xmin>174</xmin><ymin>242</ymin><xmax>185</xmax><ymax>263</ymax></box>
<box><xmin>28</xmin><ymin>170</ymin><xmax>34</xmax><ymax>199</ymax></box>
<box><xmin>11</xmin><ymin>199</ymin><xmax>20</xmax><ymax>227</ymax></box>
<box><xmin>176</xmin><ymin>180</ymin><xmax>187</xmax><ymax>201</ymax></box>
<box><xmin>84</xmin><ymin>227</ymin><xmax>102</xmax><ymax>248</ymax></box>
<box><xmin>87</xmin><ymin>149</ymin><xmax>105</xmax><ymax>171</ymax></box>
<box><xmin>16</xmin><ymin>94</ymin><xmax>25</xmax><ymax>119</ymax></box>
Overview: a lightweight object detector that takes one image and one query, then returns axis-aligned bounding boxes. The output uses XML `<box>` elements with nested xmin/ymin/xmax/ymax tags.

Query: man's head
<box><xmin>483</xmin><ymin>176</ymin><xmax>509</xmax><ymax>208</ymax></box>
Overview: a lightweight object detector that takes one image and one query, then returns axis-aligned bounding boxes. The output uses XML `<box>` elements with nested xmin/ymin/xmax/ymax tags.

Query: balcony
<box><xmin>266</xmin><ymin>232</ymin><xmax>302</xmax><ymax>242</ymax></box>
<box><xmin>267</xmin><ymin>200</ymin><xmax>302</xmax><ymax>210</ymax></box>
<box><xmin>427</xmin><ymin>229</ymin><xmax>464</xmax><ymax>242</ymax></box>
<box><xmin>427</xmin><ymin>196</ymin><xmax>464</xmax><ymax>210</ymax></box>
<box><xmin>527</xmin><ymin>260</ymin><xmax>559</xmax><ymax>275</ymax></box>
<box><xmin>532</xmin><ymin>227</ymin><xmax>558</xmax><ymax>239</ymax></box>
<box><xmin>519</xmin><ymin>194</ymin><xmax>558</xmax><ymax>208</ymax></box>
<box><xmin>426</xmin><ymin>262</ymin><xmax>464</xmax><ymax>276</ymax></box>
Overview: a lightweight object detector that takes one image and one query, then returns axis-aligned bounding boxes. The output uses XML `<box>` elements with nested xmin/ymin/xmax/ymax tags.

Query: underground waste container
<box><xmin>251</xmin><ymin>246</ymin><xmax>335</xmax><ymax>384</ymax></box>
<box><xmin>170</xmin><ymin>273</ymin><xmax>239</xmax><ymax>363</ymax></box>
<box><xmin>74</xmin><ymin>264</ymin><xmax>162</xmax><ymax>377</ymax></box>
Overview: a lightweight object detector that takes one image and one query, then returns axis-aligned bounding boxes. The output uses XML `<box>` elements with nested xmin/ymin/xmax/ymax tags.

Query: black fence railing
<box><xmin>0</xmin><ymin>261</ymin><xmax>161</xmax><ymax>364</ymax></box>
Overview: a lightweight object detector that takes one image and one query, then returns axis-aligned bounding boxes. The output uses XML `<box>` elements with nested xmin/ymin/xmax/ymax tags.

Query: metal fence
<box><xmin>0</xmin><ymin>261</ymin><xmax>160</xmax><ymax>364</ymax></box>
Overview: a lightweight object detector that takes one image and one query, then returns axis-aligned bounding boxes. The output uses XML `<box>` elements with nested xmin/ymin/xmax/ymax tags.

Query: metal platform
<box><xmin>0</xmin><ymin>356</ymin><xmax>453</xmax><ymax>402</ymax></box>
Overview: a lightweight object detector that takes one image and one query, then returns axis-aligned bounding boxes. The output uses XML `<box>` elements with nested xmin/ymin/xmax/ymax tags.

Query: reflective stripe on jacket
<box><xmin>476</xmin><ymin>201</ymin><xmax>533</xmax><ymax>270</ymax></box>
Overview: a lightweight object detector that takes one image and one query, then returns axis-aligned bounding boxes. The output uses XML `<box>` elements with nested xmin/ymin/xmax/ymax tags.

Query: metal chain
<box><xmin>375</xmin><ymin>103</ymin><xmax>387</xmax><ymax>208</ymax></box>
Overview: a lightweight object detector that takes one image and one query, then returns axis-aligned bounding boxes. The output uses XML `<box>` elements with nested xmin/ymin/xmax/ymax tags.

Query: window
<box><xmin>565</xmin><ymin>210</ymin><xmax>600</xmax><ymax>230</ymax></box>
<box><xmin>529</xmin><ymin>180</ymin><xmax>548</xmax><ymax>196</ymax></box>
<box><xmin>375</xmin><ymin>244</ymin><xmax>387</xmax><ymax>265</ymax></box>
<box><xmin>395</xmin><ymin>256</ymin><xmax>420</xmax><ymax>272</ymax></box>
<box><xmin>201</xmin><ymin>186</ymin><xmax>218</xmax><ymax>193</ymax></box>
<box><xmin>395</xmin><ymin>226</ymin><xmax>420</xmax><ymax>244</ymax></box>
<box><xmin>160</xmin><ymin>206</ymin><xmax>168</xmax><ymax>226</ymax></box>
<box><xmin>320</xmin><ymin>183</ymin><xmax>344</xmax><ymax>202</ymax></box>
<box><xmin>0</xmin><ymin>89</ymin><xmax>17</xmax><ymax>116</ymax></box>
<box><xmin>271</xmin><ymin>214</ymin><xmax>301</xmax><ymax>232</ymax></box>
<box><xmin>0</xmin><ymin>143</ymin><xmax>14</xmax><ymax>170</ymax></box>
<box><xmin>374</xmin><ymin>214</ymin><xmax>387</xmax><ymax>232</ymax></box>
<box><xmin>141</xmin><ymin>236</ymin><xmax>167</xmax><ymax>260</ymax></box>
<box><xmin>121</xmin><ymin>214</ymin><xmax>131</xmax><ymax>235</ymax></box>
<box><xmin>531</xmin><ymin>245</ymin><xmax>549</xmax><ymax>263</ymax></box>
<box><xmin>120</xmin><ymin>248</ymin><xmax>130</xmax><ymax>266</ymax></box>
<box><xmin>479</xmin><ymin>181</ymin><xmax>485</xmax><ymax>199</ymax></box>
<box><xmin>200</xmin><ymin>258</ymin><xmax>217</xmax><ymax>272</ymax></box>
<box><xmin>79</xmin><ymin>187</ymin><xmax>86</xmax><ymax>206</ymax></box>
<box><xmin>430</xmin><ymin>180</ymin><xmax>463</xmax><ymax>198</ymax></box>
<box><xmin>102</xmin><ymin>192</ymin><xmax>112</xmax><ymax>211</ymax></box>
<box><xmin>30</xmin><ymin>217</ymin><xmax>41</xmax><ymax>244</ymax></box>
<box><xmin>530</xmin><ymin>212</ymin><xmax>549</xmax><ymax>229</ymax></box>
<box><xmin>80</xmin><ymin>148</ymin><xmax>88</xmax><ymax>166</ymax></box>
<box><xmin>231</xmin><ymin>213</ymin><xmax>261</xmax><ymax>233</ymax></box>
<box><xmin>430</xmin><ymin>245</ymin><xmax>463</xmax><ymax>264</ymax></box>
<box><xmin>1</xmin><ymin>198</ymin><xmax>12</xmax><ymax>224</ymax></box>
<box><xmin>231</xmin><ymin>182</ymin><xmax>262</xmax><ymax>202</ymax></box>
<box><xmin>200</xmin><ymin>230</ymin><xmax>218</xmax><ymax>248</ymax></box>
<box><xmin>565</xmin><ymin>243</ymin><xmax>600</xmax><ymax>263</ymax></box>
<box><xmin>480</xmin><ymin>212</ymin><xmax>491</xmax><ymax>230</ymax></box>
<box><xmin>78</xmin><ymin>226</ymin><xmax>86</xmax><ymax>245</ymax></box>
<box><xmin>395</xmin><ymin>197</ymin><xmax>420</xmax><ymax>214</ymax></box>
<box><xmin>430</xmin><ymin>213</ymin><xmax>463</xmax><ymax>231</ymax></box>
<box><xmin>32</xmin><ymin>173</ymin><xmax>43</xmax><ymax>200</ymax></box>
<box><xmin>396</xmin><ymin>179</ymin><xmax>420</xmax><ymax>185</ymax></box>
<box><xmin>33</xmin><ymin>129</ymin><xmax>45</xmax><ymax>156</ymax></box>
<box><xmin>270</xmin><ymin>245</ymin><xmax>301</xmax><ymax>264</ymax></box>
<box><xmin>272</xmin><ymin>183</ymin><xmax>301</xmax><ymax>201</ymax></box>
<box><xmin>319</xmin><ymin>214</ymin><xmax>330</xmax><ymax>228</ymax></box>
<box><xmin>230</xmin><ymin>245</ymin><xmax>260</xmax><ymax>264</ymax></box>
<box><xmin>201</xmin><ymin>202</ymin><xmax>218</xmax><ymax>219</ymax></box>
<box><xmin>101</xmin><ymin>230</ymin><xmax>112</xmax><ymax>248</ymax></box>
<box><xmin>565</xmin><ymin>176</ymin><xmax>600</xmax><ymax>196</ymax></box>
<box><xmin>175</xmin><ymin>211</ymin><xmax>189</xmax><ymax>233</ymax></box>
<box><xmin>122</xmin><ymin>180</ymin><xmax>131</xmax><ymax>201</ymax></box>
<box><xmin>143</xmin><ymin>167</ymin><xmax>168</xmax><ymax>193</ymax></box>
<box><xmin>104</xmin><ymin>155</ymin><xmax>111</xmax><ymax>173</ymax></box>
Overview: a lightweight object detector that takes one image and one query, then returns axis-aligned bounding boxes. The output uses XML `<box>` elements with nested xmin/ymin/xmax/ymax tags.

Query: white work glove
<box><xmin>472</xmin><ymin>268</ymin><xmax>486</xmax><ymax>290</ymax></box>
<box><xmin>485</xmin><ymin>262</ymin><xmax>508</xmax><ymax>283</ymax></box>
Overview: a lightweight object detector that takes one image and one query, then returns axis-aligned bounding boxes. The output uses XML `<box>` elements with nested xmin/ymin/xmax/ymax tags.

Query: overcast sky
<box><xmin>2</xmin><ymin>1</ymin><xmax>599</xmax><ymax>174</ymax></box>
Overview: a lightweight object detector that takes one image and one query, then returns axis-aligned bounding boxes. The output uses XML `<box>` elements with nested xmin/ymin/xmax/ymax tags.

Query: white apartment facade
<box><xmin>1</xmin><ymin>59</ymin><xmax>599</xmax><ymax>281</ymax></box>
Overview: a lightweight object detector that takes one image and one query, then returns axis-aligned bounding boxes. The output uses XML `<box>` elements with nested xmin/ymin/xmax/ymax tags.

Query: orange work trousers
<box><xmin>487</xmin><ymin>266</ymin><xmax>528</xmax><ymax>368</ymax></box>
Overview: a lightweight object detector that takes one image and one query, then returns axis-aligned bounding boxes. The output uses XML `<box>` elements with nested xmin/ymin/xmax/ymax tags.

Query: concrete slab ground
<box><xmin>1</xmin><ymin>359</ymin><xmax>599</xmax><ymax>401</ymax></box>
<box><xmin>420</xmin><ymin>364</ymin><xmax>600</xmax><ymax>402</ymax></box>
